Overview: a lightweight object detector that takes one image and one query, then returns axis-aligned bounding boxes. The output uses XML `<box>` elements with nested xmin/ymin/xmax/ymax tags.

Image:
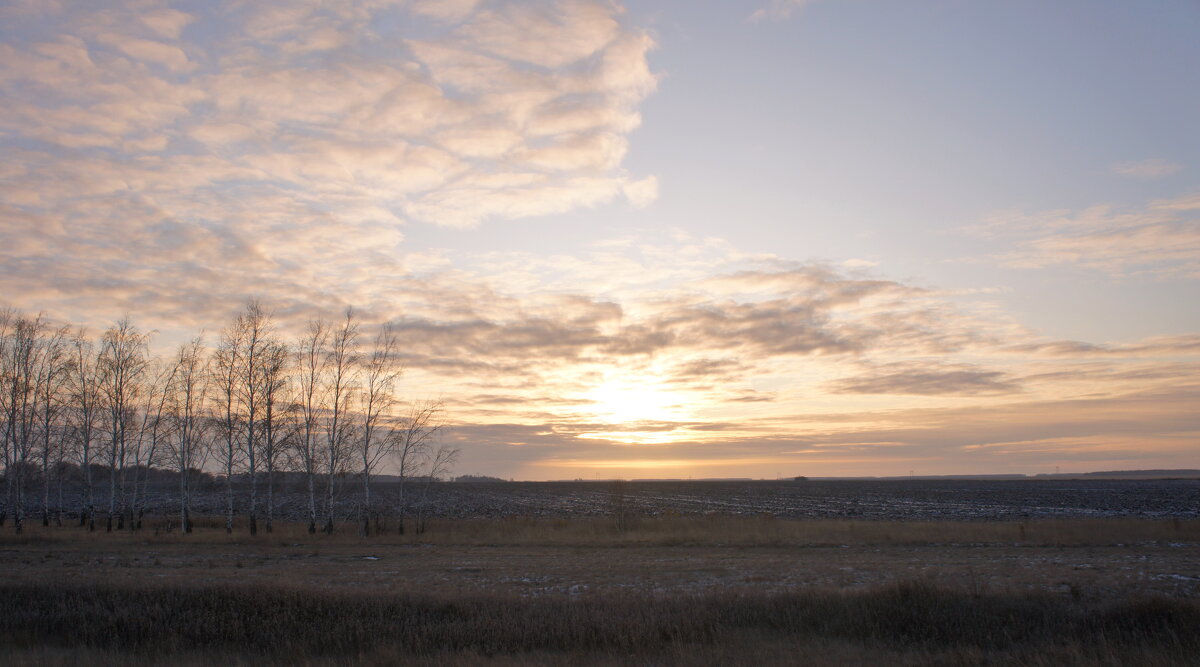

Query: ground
<box><xmin>2</xmin><ymin>481</ymin><xmax>1199</xmax><ymax>665</ymax></box>
<box><xmin>5</xmin><ymin>517</ymin><xmax>1198</xmax><ymax>599</ymax></box>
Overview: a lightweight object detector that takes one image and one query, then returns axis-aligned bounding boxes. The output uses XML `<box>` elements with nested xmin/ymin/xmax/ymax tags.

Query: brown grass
<box><xmin>0</xmin><ymin>579</ymin><xmax>1197</xmax><ymax>666</ymax></box>
<box><xmin>2</xmin><ymin>516</ymin><xmax>1198</xmax><ymax>664</ymax></box>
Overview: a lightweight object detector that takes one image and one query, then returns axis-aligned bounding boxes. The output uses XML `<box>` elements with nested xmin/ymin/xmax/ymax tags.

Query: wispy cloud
<box><xmin>828</xmin><ymin>363</ymin><xmax>1021</xmax><ymax>396</ymax></box>
<box><xmin>748</xmin><ymin>0</ymin><xmax>815</xmax><ymax>23</ymax></box>
<box><xmin>1112</xmin><ymin>158</ymin><xmax>1183</xmax><ymax>180</ymax></box>
<box><xmin>968</xmin><ymin>193</ymin><xmax>1200</xmax><ymax>279</ymax></box>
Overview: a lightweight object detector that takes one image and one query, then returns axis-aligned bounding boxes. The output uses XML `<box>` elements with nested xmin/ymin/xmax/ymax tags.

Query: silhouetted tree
<box><xmin>67</xmin><ymin>329</ymin><xmax>104</xmax><ymax>530</ymax></box>
<box><xmin>394</xmin><ymin>400</ymin><xmax>444</xmax><ymax>534</ymax></box>
<box><xmin>293</xmin><ymin>318</ymin><xmax>328</xmax><ymax>534</ymax></box>
<box><xmin>98</xmin><ymin>318</ymin><xmax>151</xmax><ymax>531</ymax></box>
<box><xmin>321</xmin><ymin>308</ymin><xmax>359</xmax><ymax>534</ymax></box>
<box><xmin>165</xmin><ymin>337</ymin><xmax>210</xmax><ymax>533</ymax></box>
<box><xmin>259</xmin><ymin>339</ymin><xmax>290</xmax><ymax>533</ymax></box>
<box><xmin>357</xmin><ymin>323</ymin><xmax>401</xmax><ymax>536</ymax></box>
<box><xmin>213</xmin><ymin>317</ymin><xmax>245</xmax><ymax>534</ymax></box>
<box><xmin>34</xmin><ymin>323</ymin><xmax>69</xmax><ymax>527</ymax></box>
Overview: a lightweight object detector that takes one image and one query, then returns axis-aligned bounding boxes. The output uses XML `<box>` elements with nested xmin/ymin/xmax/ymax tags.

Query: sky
<box><xmin>1</xmin><ymin>0</ymin><xmax>1198</xmax><ymax>479</ymax></box>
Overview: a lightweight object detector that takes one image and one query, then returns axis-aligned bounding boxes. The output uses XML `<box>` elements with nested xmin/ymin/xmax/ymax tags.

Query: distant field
<box><xmin>2</xmin><ymin>514</ymin><xmax>1198</xmax><ymax>665</ymax></box>
<box><xmin>420</xmin><ymin>478</ymin><xmax>1200</xmax><ymax>520</ymax></box>
<box><xmin>42</xmin><ymin>477</ymin><xmax>1200</xmax><ymax>525</ymax></box>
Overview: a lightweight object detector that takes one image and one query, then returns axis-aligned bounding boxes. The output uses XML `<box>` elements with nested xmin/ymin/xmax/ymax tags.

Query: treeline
<box><xmin>453</xmin><ymin>474</ymin><xmax>508</xmax><ymax>483</ymax></box>
<box><xmin>0</xmin><ymin>302</ymin><xmax>456</xmax><ymax>536</ymax></box>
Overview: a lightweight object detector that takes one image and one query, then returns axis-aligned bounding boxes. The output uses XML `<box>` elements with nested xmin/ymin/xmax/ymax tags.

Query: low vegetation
<box><xmin>1</xmin><ymin>515</ymin><xmax>1198</xmax><ymax>664</ymax></box>
<box><xmin>1</xmin><ymin>579</ymin><xmax>1196</xmax><ymax>666</ymax></box>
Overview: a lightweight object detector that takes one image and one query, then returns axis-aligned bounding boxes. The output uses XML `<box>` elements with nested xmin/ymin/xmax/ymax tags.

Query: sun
<box><xmin>584</xmin><ymin>377</ymin><xmax>688</xmax><ymax>424</ymax></box>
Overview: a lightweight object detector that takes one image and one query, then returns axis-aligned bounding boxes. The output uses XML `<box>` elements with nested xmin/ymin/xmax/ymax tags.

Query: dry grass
<box><xmin>3</xmin><ymin>514</ymin><xmax>1196</xmax><ymax>548</ymax></box>
<box><xmin>0</xmin><ymin>580</ymin><xmax>1197</xmax><ymax>666</ymax></box>
<box><xmin>3</xmin><ymin>516</ymin><xmax>1198</xmax><ymax>664</ymax></box>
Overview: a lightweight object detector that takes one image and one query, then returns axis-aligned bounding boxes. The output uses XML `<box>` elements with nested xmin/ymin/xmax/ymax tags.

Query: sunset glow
<box><xmin>2</xmin><ymin>0</ymin><xmax>1197</xmax><ymax>480</ymax></box>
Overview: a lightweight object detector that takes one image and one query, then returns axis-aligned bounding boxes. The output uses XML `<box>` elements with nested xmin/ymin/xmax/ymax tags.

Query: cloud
<box><xmin>842</xmin><ymin>258</ymin><xmax>878</xmax><ymax>269</ymax></box>
<box><xmin>3</xmin><ymin>2</ymin><xmax>1198</xmax><ymax>479</ymax></box>
<box><xmin>829</xmin><ymin>363</ymin><xmax>1022</xmax><ymax>396</ymax></box>
<box><xmin>1111</xmin><ymin>158</ymin><xmax>1183</xmax><ymax>179</ymax></box>
<box><xmin>453</xmin><ymin>0</ymin><xmax>620</xmax><ymax>69</ymax></box>
<box><xmin>748</xmin><ymin>0</ymin><xmax>815</xmax><ymax>22</ymax></box>
<box><xmin>6</xmin><ymin>215</ymin><xmax>1195</xmax><ymax>477</ymax></box>
<box><xmin>454</xmin><ymin>380</ymin><xmax>1200</xmax><ymax>478</ymax></box>
<box><xmin>622</xmin><ymin>175</ymin><xmax>658</xmax><ymax>208</ymax></box>
<box><xmin>409</xmin><ymin>0</ymin><xmax>481</xmax><ymax>24</ymax></box>
<box><xmin>0</xmin><ymin>0</ymin><xmax>659</xmax><ymax>327</ymax></box>
<box><xmin>969</xmin><ymin>194</ymin><xmax>1200</xmax><ymax>279</ymax></box>
<box><xmin>1005</xmin><ymin>335</ymin><xmax>1200</xmax><ymax>358</ymax></box>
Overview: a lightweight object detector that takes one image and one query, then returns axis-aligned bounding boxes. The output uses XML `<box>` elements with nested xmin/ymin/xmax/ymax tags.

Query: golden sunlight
<box><xmin>573</xmin><ymin>375</ymin><xmax>699</xmax><ymax>444</ymax></box>
<box><xmin>584</xmin><ymin>376</ymin><xmax>689</xmax><ymax>424</ymax></box>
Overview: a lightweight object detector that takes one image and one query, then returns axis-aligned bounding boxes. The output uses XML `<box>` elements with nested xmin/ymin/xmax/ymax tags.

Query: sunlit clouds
<box><xmin>0</xmin><ymin>0</ymin><xmax>657</xmax><ymax>323</ymax></box>
<box><xmin>2</xmin><ymin>0</ymin><xmax>1198</xmax><ymax>479</ymax></box>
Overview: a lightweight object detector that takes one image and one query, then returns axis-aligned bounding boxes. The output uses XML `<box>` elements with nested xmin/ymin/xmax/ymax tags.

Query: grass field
<box><xmin>2</xmin><ymin>517</ymin><xmax>1198</xmax><ymax>665</ymax></box>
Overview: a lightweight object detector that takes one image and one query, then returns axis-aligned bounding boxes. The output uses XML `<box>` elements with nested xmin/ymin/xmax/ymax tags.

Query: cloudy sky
<box><xmin>2</xmin><ymin>0</ymin><xmax>1198</xmax><ymax>479</ymax></box>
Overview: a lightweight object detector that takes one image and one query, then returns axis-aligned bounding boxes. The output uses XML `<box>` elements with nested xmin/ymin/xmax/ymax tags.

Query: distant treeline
<box><xmin>454</xmin><ymin>474</ymin><xmax>508</xmax><ymax>483</ymax></box>
<box><xmin>1035</xmin><ymin>469</ymin><xmax>1200</xmax><ymax>479</ymax></box>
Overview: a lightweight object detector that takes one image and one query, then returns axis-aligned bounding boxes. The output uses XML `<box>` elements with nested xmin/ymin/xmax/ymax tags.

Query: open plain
<box><xmin>121</xmin><ymin>477</ymin><xmax>1200</xmax><ymax>524</ymax></box>
<box><xmin>3</xmin><ymin>480</ymin><xmax>1199</xmax><ymax>665</ymax></box>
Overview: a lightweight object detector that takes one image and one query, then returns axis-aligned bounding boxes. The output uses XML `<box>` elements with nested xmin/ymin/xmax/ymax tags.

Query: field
<box><xmin>3</xmin><ymin>480</ymin><xmax>1199</xmax><ymax>665</ymax></box>
<box><xmin>99</xmin><ymin>477</ymin><xmax>1200</xmax><ymax>524</ymax></box>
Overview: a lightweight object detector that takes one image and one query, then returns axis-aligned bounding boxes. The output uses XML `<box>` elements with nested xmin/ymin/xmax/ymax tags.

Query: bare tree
<box><xmin>34</xmin><ymin>324</ymin><xmax>69</xmax><ymax>527</ymax></box>
<box><xmin>393</xmin><ymin>400</ymin><xmax>444</xmax><ymax>534</ymax></box>
<box><xmin>357</xmin><ymin>324</ymin><xmax>401</xmax><ymax>536</ymax></box>
<box><xmin>2</xmin><ymin>313</ymin><xmax>45</xmax><ymax>532</ymax></box>
<box><xmin>165</xmin><ymin>337</ymin><xmax>210</xmax><ymax>533</ymax></box>
<box><xmin>128</xmin><ymin>361</ymin><xmax>172</xmax><ymax>530</ymax></box>
<box><xmin>0</xmin><ymin>307</ymin><xmax>12</xmax><ymax>526</ymax></box>
<box><xmin>98</xmin><ymin>318</ymin><xmax>151</xmax><ymax>531</ymax></box>
<box><xmin>259</xmin><ymin>339</ymin><xmax>290</xmax><ymax>533</ymax></box>
<box><xmin>235</xmin><ymin>300</ymin><xmax>273</xmax><ymax>536</ymax></box>
<box><xmin>415</xmin><ymin>442</ymin><xmax>458</xmax><ymax>534</ymax></box>
<box><xmin>321</xmin><ymin>308</ymin><xmax>359</xmax><ymax>534</ymax></box>
<box><xmin>213</xmin><ymin>317</ymin><xmax>246</xmax><ymax>533</ymax></box>
<box><xmin>67</xmin><ymin>329</ymin><xmax>103</xmax><ymax>530</ymax></box>
<box><xmin>293</xmin><ymin>319</ymin><xmax>328</xmax><ymax>534</ymax></box>
<box><xmin>51</xmin><ymin>434</ymin><xmax>70</xmax><ymax>527</ymax></box>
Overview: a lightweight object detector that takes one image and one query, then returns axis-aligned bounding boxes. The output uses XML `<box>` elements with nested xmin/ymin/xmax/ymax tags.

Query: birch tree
<box><xmin>236</xmin><ymin>301</ymin><xmax>272</xmax><ymax>536</ymax></box>
<box><xmin>294</xmin><ymin>319</ymin><xmax>328</xmax><ymax>534</ymax></box>
<box><xmin>2</xmin><ymin>314</ymin><xmax>44</xmax><ymax>532</ymax></box>
<box><xmin>321</xmin><ymin>309</ymin><xmax>359</xmax><ymax>534</ymax></box>
<box><xmin>357</xmin><ymin>324</ymin><xmax>401</xmax><ymax>536</ymax></box>
<box><xmin>393</xmin><ymin>400</ymin><xmax>444</xmax><ymax>534</ymax></box>
<box><xmin>34</xmin><ymin>325</ymin><xmax>69</xmax><ymax>527</ymax></box>
<box><xmin>67</xmin><ymin>330</ymin><xmax>103</xmax><ymax>530</ymax></box>
<box><xmin>415</xmin><ymin>442</ymin><xmax>458</xmax><ymax>534</ymax></box>
<box><xmin>128</xmin><ymin>362</ymin><xmax>171</xmax><ymax>530</ymax></box>
<box><xmin>165</xmin><ymin>337</ymin><xmax>209</xmax><ymax>533</ymax></box>
<box><xmin>259</xmin><ymin>339</ymin><xmax>290</xmax><ymax>533</ymax></box>
<box><xmin>98</xmin><ymin>318</ymin><xmax>150</xmax><ymax>531</ymax></box>
<box><xmin>213</xmin><ymin>318</ymin><xmax>246</xmax><ymax>534</ymax></box>
<box><xmin>0</xmin><ymin>308</ymin><xmax>11</xmax><ymax>526</ymax></box>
